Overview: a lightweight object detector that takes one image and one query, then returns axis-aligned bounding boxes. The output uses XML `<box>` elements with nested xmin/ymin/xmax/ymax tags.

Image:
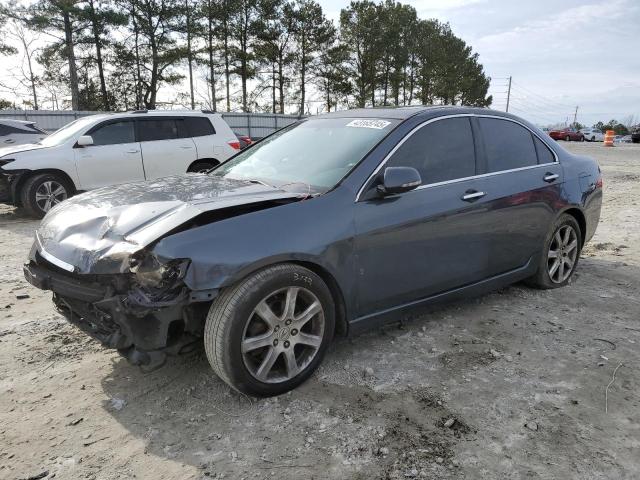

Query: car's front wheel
<box><xmin>526</xmin><ymin>213</ymin><xmax>582</xmax><ymax>289</ymax></box>
<box><xmin>204</xmin><ymin>263</ymin><xmax>335</xmax><ymax>396</ymax></box>
<box><xmin>20</xmin><ymin>173</ymin><xmax>72</xmax><ymax>218</ymax></box>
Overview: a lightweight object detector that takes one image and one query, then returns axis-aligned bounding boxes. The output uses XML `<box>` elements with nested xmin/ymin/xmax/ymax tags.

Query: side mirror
<box><xmin>377</xmin><ymin>166</ymin><xmax>422</xmax><ymax>196</ymax></box>
<box><xmin>77</xmin><ymin>135</ymin><xmax>94</xmax><ymax>147</ymax></box>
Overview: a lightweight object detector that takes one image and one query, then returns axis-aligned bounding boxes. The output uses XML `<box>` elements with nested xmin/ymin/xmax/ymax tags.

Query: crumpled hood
<box><xmin>34</xmin><ymin>174</ymin><xmax>301</xmax><ymax>274</ymax></box>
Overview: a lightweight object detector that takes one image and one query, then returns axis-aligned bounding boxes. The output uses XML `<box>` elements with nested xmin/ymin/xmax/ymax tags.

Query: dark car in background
<box><xmin>548</xmin><ymin>127</ymin><xmax>584</xmax><ymax>141</ymax></box>
<box><xmin>632</xmin><ymin>127</ymin><xmax>640</xmax><ymax>144</ymax></box>
<box><xmin>23</xmin><ymin>106</ymin><xmax>602</xmax><ymax>396</ymax></box>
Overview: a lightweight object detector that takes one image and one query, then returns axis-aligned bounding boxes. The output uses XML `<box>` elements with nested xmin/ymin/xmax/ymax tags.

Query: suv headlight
<box><xmin>129</xmin><ymin>253</ymin><xmax>190</xmax><ymax>290</ymax></box>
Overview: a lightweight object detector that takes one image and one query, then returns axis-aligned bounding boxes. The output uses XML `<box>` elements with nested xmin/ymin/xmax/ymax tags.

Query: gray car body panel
<box><xmin>27</xmin><ymin>106</ymin><xmax>602</xmax><ymax>340</ymax></box>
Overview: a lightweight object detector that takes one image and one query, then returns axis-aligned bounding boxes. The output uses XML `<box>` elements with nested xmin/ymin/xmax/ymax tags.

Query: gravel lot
<box><xmin>1</xmin><ymin>142</ymin><xmax>639</xmax><ymax>480</ymax></box>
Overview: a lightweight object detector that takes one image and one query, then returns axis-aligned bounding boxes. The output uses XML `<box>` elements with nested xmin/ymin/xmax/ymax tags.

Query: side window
<box><xmin>138</xmin><ymin>119</ymin><xmax>180</xmax><ymax>142</ymax></box>
<box><xmin>533</xmin><ymin>136</ymin><xmax>555</xmax><ymax>164</ymax></box>
<box><xmin>479</xmin><ymin>118</ymin><xmax>538</xmax><ymax>172</ymax></box>
<box><xmin>386</xmin><ymin>117</ymin><xmax>476</xmax><ymax>184</ymax></box>
<box><xmin>185</xmin><ymin>117</ymin><xmax>215</xmax><ymax>137</ymax></box>
<box><xmin>90</xmin><ymin>121</ymin><xmax>135</xmax><ymax>146</ymax></box>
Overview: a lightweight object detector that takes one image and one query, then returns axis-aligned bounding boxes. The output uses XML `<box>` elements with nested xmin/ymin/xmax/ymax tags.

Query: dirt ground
<box><xmin>1</xmin><ymin>142</ymin><xmax>639</xmax><ymax>480</ymax></box>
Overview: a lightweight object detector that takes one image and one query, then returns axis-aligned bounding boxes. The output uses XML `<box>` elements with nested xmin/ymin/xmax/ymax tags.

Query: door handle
<box><xmin>180</xmin><ymin>146</ymin><xmax>193</xmax><ymax>149</ymax></box>
<box><xmin>543</xmin><ymin>172</ymin><xmax>559</xmax><ymax>183</ymax></box>
<box><xmin>126</xmin><ymin>149</ymin><xmax>140</xmax><ymax>154</ymax></box>
<box><xmin>461</xmin><ymin>190</ymin><xmax>486</xmax><ymax>202</ymax></box>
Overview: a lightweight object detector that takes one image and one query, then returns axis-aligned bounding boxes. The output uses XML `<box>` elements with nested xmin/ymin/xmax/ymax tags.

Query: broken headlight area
<box><xmin>25</xmin><ymin>251</ymin><xmax>215</xmax><ymax>371</ymax></box>
<box><xmin>129</xmin><ymin>252</ymin><xmax>190</xmax><ymax>294</ymax></box>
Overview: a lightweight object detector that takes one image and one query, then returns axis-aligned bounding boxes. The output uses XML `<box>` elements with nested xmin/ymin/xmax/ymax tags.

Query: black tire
<box><xmin>580</xmin><ymin>136</ymin><xmax>585</xmax><ymax>142</ymax></box>
<box><xmin>20</xmin><ymin>172</ymin><xmax>73</xmax><ymax>219</ymax></box>
<box><xmin>187</xmin><ymin>160</ymin><xmax>218</xmax><ymax>173</ymax></box>
<box><xmin>526</xmin><ymin>213</ymin><xmax>582</xmax><ymax>289</ymax></box>
<box><xmin>591</xmin><ymin>136</ymin><xmax>596</xmax><ymax>142</ymax></box>
<box><xmin>204</xmin><ymin>263</ymin><xmax>335</xmax><ymax>396</ymax></box>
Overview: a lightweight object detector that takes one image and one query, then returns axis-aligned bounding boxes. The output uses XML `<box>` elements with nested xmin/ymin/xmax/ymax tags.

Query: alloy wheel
<box><xmin>547</xmin><ymin>225</ymin><xmax>578</xmax><ymax>283</ymax></box>
<box><xmin>241</xmin><ymin>286</ymin><xmax>325</xmax><ymax>383</ymax></box>
<box><xmin>35</xmin><ymin>180</ymin><xmax>68</xmax><ymax>213</ymax></box>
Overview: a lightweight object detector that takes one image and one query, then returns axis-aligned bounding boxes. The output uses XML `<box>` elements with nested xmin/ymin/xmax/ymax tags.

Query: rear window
<box><xmin>478</xmin><ymin>118</ymin><xmax>538</xmax><ymax>172</ymax></box>
<box><xmin>138</xmin><ymin>119</ymin><xmax>180</xmax><ymax>142</ymax></box>
<box><xmin>185</xmin><ymin>117</ymin><xmax>215</xmax><ymax>137</ymax></box>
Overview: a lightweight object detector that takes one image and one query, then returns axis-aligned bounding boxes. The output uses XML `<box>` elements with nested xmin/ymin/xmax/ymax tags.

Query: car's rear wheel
<box><xmin>526</xmin><ymin>213</ymin><xmax>582</xmax><ymax>289</ymax></box>
<box><xmin>187</xmin><ymin>160</ymin><xmax>218</xmax><ymax>173</ymax></box>
<box><xmin>20</xmin><ymin>173</ymin><xmax>72</xmax><ymax>218</ymax></box>
<box><xmin>204</xmin><ymin>263</ymin><xmax>335</xmax><ymax>396</ymax></box>
<box><xmin>565</xmin><ymin>135</ymin><xmax>571</xmax><ymax>141</ymax></box>
<box><xmin>591</xmin><ymin>136</ymin><xmax>596</xmax><ymax>142</ymax></box>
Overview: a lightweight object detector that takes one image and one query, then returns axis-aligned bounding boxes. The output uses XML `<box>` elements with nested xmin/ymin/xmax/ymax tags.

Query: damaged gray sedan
<box><xmin>24</xmin><ymin>107</ymin><xmax>602</xmax><ymax>396</ymax></box>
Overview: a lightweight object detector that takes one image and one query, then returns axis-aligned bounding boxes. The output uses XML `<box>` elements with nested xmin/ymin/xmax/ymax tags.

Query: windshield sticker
<box><xmin>346</xmin><ymin>119</ymin><xmax>391</xmax><ymax>129</ymax></box>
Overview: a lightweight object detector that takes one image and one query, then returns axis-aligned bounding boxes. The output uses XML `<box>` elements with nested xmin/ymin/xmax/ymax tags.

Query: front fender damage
<box><xmin>26</xmin><ymin>195</ymin><xmax>305</xmax><ymax>370</ymax></box>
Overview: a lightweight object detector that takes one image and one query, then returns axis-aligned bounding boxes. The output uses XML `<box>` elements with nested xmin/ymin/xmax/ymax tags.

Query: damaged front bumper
<box><xmin>24</xmin><ymin>254</ymin><xmax>218</xmax><ymax>369</ymax></box>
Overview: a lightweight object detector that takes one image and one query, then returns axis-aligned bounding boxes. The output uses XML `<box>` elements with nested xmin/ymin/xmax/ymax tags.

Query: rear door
<box><xmin>137</xmin><ymin>117</ymin><xmax>197</xmax><ymax>179</ymax></box>
<box><xmin>185</xmin><ymin>116</ymin><xmax>217</xmax><ymax>159</ymax></box>
<box><xmin>474</xmin><ymin>116</ymin><xmax>563</xmax><ymax>277</ymax></box>
<box><xmin>74</xmin><ymin>119</ymin><xmax>145</xmax><ymax>190</ymax></box>
<box><xmin>354</xmin><ymin>116</ymin><xmax>492</xmax><ymax>318</ymax></box>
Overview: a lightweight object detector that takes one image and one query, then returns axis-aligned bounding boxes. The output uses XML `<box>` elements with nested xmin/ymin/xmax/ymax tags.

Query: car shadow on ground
<box><xmin>97</xmin><ymin>255</ymin><xmax>640</xmax><ymax>478</ymax></box>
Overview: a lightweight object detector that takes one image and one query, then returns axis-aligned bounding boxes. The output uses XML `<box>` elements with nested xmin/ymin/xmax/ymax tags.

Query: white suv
<box><xmin>0</xmin><ymin>110</ymin><xmax>240</xmax><ymax>217</ymax></box>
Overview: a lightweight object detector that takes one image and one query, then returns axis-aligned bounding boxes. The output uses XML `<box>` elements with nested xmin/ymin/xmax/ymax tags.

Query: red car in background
<box><xmin>548</xmin><ymin>128</ymin><xmax>584</xmax><ymax>142</ymax></box>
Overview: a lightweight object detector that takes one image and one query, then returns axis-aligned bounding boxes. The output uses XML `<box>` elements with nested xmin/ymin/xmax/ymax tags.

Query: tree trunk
<box><xmin>132</xmin><ymin>5</ymin><xmax>142</xmax><ymax>109</ymax></box>
<box><xmin>20</xmin><ymin>32</ymin><xmax>38</xmax><ymax>110</ymax></box>
<box><xmin>207</xmin><ymin>2</ymin><xmax>216</xmax><ymax>111</ymax></box>
<box><xmin>299</xmin><ymin>37</ymin><xmax>306</xmax><ymax>115</ymax></box>
<box><xmin>62</xmin><ymin>9</ymin><xmax>79</xmax><ymax>110</ymax></box>
<box><xmin>186</xmin><ymin>0</ymin><xmax>195</xmax><ymax>109</ymax></box>
<box><xmin>271</xmin><ymin>61</ymin><xmax>276</xmax><ymax>114</ymax></box>
<box><xmin>223</xmin><ymin>11</ymin><xmax>230</xmax><ymax>112</ymax></box>
<box><xmin>278</xmin><ymin>50</ymin><xmax>284</xmax><ymax>114</ymax></box>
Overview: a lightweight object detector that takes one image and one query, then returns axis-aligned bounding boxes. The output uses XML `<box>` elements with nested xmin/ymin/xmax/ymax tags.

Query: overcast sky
<box><xmin>322</xmin><ymin>0</ymin><xmax>640</xmax><ymax>127</ymax></box>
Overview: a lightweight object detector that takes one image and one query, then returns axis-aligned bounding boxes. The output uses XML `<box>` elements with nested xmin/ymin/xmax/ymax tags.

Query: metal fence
<box><xmin>0</xmin><ymin>109</ymin><xmax>305</xmax><ymax>138</ymax></box>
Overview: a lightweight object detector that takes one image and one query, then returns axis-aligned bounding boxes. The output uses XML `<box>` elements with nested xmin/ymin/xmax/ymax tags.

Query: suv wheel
<box><xmin>187</xmin><ymin>160</ymin><xmax>217</xmax><ymax>173</ymax></box>
<box><xmin>204</xmin><ymin>264</ymin><xmax>335</xmax><ymax>396</ymax></box>
<box><xmin>526</xmin><ymin>213</ymin><xmax>582</xmax><ymax>289</ymax></box>
<box><xmin>20</xmin><ymin>173</ymin><xmax>72</xmax><ymax>218</ymax></box>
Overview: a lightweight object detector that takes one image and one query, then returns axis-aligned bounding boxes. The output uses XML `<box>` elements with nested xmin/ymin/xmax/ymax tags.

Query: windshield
<box><xmin>38</xmin><ymin>116</ymin><xmax>103</xmax><ymax>147</ymax></box>
<box><xmin>211</xmin><ymin>117</ymin><xmax>398</xmax><ymax>192</ymax></box>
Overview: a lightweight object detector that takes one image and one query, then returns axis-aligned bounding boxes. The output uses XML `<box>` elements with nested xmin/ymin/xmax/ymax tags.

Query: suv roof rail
<box><xmin>131</xmin><ymin>109</ymin><xmax>148</xmax><ymax>114</ymax></box>
<box><xmin>201</xmin><ymin>109</ymin><xmax>217</xmax><ymax>114</ymax></box>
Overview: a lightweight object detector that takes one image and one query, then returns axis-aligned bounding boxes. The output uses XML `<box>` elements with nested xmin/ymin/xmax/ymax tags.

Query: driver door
<box><xmin>74</xmin><ymin>119</ymin><xmax>145</xmax><ymax>190</ymax></box>
<box><xmin>354</xmin><ymin>117</ymin><xmax>491</xmax><ymax>318</ymax></box>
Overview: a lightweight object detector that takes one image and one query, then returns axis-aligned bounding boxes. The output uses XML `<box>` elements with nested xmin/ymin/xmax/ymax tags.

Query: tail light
<box><xmin>595</xmin><ymin>176</ymin><xmax>603</xmax><ymax>189</ymax></box>
<box><xmin>228</xmin><ymin>141</ymin><xmax>241</xmax><ymax>150</ymax></box>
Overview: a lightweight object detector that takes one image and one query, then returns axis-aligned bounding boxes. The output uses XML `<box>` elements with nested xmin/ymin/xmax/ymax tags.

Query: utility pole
<box><xmin>505</xmin><ymin>76</ymin><xmax>512</xmax><ymax>113</ymax></box>
<box><xmin>573</xmin><ymin>106</ymin><xmax>579</xmax><ymax>126</ymax></box>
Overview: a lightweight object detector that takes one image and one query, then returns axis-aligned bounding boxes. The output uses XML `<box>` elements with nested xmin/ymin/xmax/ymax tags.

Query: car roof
<box><xmin>315</xmin><ymin>105</ymin><xmax>523</xmax><ymax>122</ymax></box>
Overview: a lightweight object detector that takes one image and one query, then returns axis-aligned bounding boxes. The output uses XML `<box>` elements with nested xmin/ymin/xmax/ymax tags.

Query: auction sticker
<box><xmin>346</xmin><ymin>119</ymin><xmax>391</xmax><ymax>129</ymax></box>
